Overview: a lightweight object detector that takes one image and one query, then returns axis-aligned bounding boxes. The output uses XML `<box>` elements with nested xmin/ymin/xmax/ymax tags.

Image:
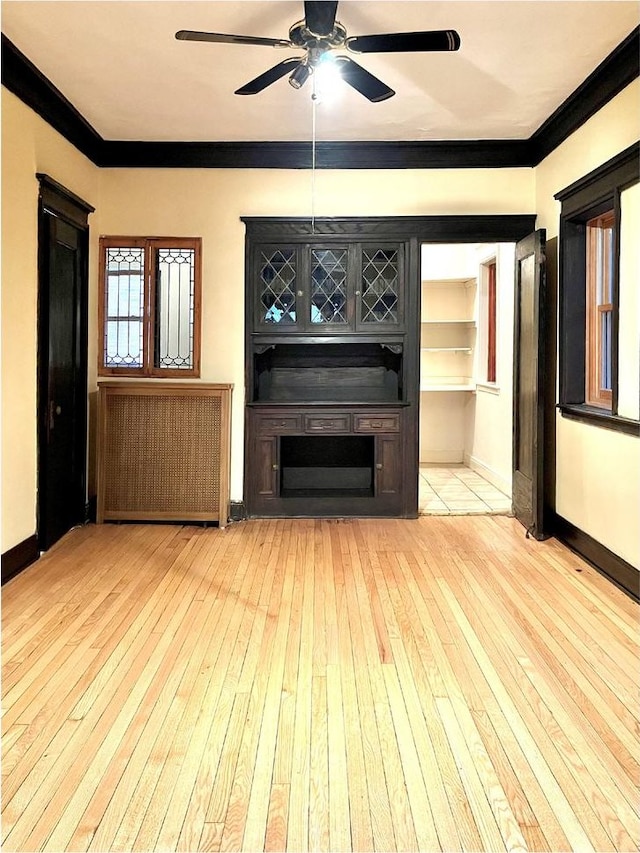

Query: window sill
<box><xmin>476</xmin><ymin>382</ymin><xmax>500</xmax><ymax>395</ymax></box>
<box><xmin>558</xmin><ymin>404</ymin><xmax>640</xmax><ymax>436</ymax></box>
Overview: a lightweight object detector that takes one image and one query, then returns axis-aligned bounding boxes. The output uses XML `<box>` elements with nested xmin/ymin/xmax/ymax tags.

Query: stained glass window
<box><xmin>99</xmin><ymin>237</ymin><xmax>201</xmax><ymax>376</ymax></box>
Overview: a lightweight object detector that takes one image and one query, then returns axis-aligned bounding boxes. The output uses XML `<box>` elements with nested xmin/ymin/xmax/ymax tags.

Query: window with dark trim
<box><xmin>98</xmin><ymin>236</ymin><xmax>201</xmax><ymax>377</ymax></box>
<box><xmin>585</xmin><ymin>211</ymin><xmax>614</xmax><ymax>408</ymax></box>
<box><xmin>555</xmin><ymin>143</ymin><xmax>639</xmax><ymax>436</ymax></box>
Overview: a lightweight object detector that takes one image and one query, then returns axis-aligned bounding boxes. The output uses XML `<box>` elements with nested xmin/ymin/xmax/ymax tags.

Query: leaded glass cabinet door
<box><xmin>255</xmin><ymin>245</ymin><xmax>300</xmax><ymax>331</ymax></box>
<box><xmin>357</xmin><ymin>244</ymin><xmax>405</xmax><ymax>330</ymax></box>
<box><xmin>309</xmin><ymin>246</ymin><xmax>351</xmax><ymax>329</ymax></box>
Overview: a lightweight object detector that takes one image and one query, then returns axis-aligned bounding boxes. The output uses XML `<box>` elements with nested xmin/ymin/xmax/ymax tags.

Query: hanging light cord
<box><xmin>311</xmin><ymin>76</ymin><xmax>318</xmax><ymax>235</ymax></box>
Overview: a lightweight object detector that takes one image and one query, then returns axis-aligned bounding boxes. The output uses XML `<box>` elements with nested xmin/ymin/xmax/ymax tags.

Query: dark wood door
<box><xmin>512</xmin><ymin>229</ymin><xmax>547</xmax><ymax>539</ymax></box>
<box><xmin>38</xmin><ymin>188</ymin><xmax>90</xmax><ymax>551</ymax></box>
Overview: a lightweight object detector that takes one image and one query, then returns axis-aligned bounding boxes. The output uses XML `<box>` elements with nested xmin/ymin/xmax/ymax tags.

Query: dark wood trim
<box><xmin>1</xmin><ymin>534</ymin><xmax>39</xmax><ymax>584</ymax></box>
<box><xmin>229</xmin><ymin>501</ymin><xmax>246</xmax><ymax>522</ymax></box>
<box><xmin>3</xmin><ymin>30</ymin><xmax>637</xmax><ymax>170</ymax></box>
<box><xmin>557</xmin><ymin>144</ymin><xmax>640</xmax><ymax>417</ymax></box>
<box><xmin>85</xmin><ymin>496</ymin><xmax>97</xmax><ymax>524</ymax></box>
<box><xmin>611</xmin><ymin>191</ymin><xmax>622</xmax><ymax>415</ymax></box>
<box><xmin>554</xmin><ymin>142</ymin><xmax>640</xmax><ymax>213</ymax></box>
<box><xmin>558</xmin><ymin>404</ymin><xmax>640</xmax><ymax>436</ymax></box>
<box><xmin>551</xmin><ymin>513</ymin><xmax>639</xmax><ymax>602</ymax></box>
<box><xmin>1</xmin><ymin>34</ymin><xmax>102</xmax><ymax>163</ymax></box>
<box><xmin>530</xmin><ymin>28</ymin><xmax>639</xmax><ymax>165</ymax></box>
<box><xmin>37</xmin><ymin>173</ymin><xmax>95</xmax><ymax>227</ymax></box>
<box><xmin>543</xmin><ymin>237</ymin><xmax>558</xmax><ymax>522</ymax></box>
<box><xmin>98</xmin><ymin>139</ymin><xmax>534</xmax><ymax>170</ymax></box>
<box><xmin>241</xmin><ymin>215</ymin><xmax>537</xmax><ymax>241</ymax></box>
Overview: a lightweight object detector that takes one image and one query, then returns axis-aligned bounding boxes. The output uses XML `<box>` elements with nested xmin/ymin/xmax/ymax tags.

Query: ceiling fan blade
<box><xmin>304</xmin><ymin>1</ymin><xmax>338</xmax><ymax>36</ymax></box>
<box><xmin>176</xmin><ymin>30</ymin><xmax>291</xmax><ymax>48</ymax></box>
<box><xmin>235</xmin><ymin>58</ymin><xmax>303</xmax><ymax>95</ymax></box>
<box><xmin>334</xmin><ymin>56</ymin><xmax>394</xmax><ymax>102</ymax></box>
<box><xmin>346</xmin><ymin>30</ymin><xmax>461</xmax><ymax>53</ymax></box>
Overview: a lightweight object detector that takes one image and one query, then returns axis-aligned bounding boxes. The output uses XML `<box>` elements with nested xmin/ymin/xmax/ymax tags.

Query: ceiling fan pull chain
<box><xmin>311</xmin><ymin>78</ymin><xmax>317</xmax><ymax>235</ymax></box>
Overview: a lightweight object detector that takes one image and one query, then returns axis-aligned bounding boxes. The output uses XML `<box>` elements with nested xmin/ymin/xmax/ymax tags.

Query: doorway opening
<box><xmin>419</xmin><ymin>242</ymin><xmax>515</xmax><ymax>515</ymax></box>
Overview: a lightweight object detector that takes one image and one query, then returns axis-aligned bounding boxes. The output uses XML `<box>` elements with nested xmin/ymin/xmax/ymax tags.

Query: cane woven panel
<box><xmin>98</xmin><ymin>384</ymin><xmax>232</xmax><ymax>524</ymax></box>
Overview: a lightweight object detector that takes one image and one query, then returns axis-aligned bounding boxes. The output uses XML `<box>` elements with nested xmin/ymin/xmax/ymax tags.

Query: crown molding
<box><xmin>2</xmin><ymin>27</ymin><xmax>638</xmax><ymax>170</ymax></box>
<box><xmin>97</xmin><ymin>138</ymin><xmax>533</xmax><ymax>169</ymax></box>
<box><xmin>529</xmin><ymin>26</ymin><xmax>639</xmax><ymax>165</ymax></box>
<box><xmin>1</xmin><ymin>34</ymin><xmax>102</xmax><ymax>163</ymax></box>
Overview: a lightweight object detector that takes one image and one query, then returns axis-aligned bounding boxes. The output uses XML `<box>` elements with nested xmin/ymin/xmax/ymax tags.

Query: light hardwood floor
<box><xmin>2</xmin><ymin>517</ymin><xmax>639</xmax><ymax>853</ymax></box>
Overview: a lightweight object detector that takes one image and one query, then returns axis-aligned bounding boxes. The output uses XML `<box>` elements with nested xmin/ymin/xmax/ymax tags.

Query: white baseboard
<box><xmin>463</xmin><ymin>453</ymin><xmax>511</xmax><ymax>496</ymax></box>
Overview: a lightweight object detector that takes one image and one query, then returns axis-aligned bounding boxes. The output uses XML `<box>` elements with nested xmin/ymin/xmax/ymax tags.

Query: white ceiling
<box><xmin>2</xmin><ymin>1</ymin><xmax>638</xmax><ymax>143</ymax></box>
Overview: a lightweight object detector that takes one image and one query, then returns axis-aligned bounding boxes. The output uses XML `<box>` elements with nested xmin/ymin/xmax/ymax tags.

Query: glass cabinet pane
<box><xmin>361</xmin><ymin>247</ymin><xmax>400</xmax><ymax>324</ymax></box>
<box><xmin>310</xmin><ymin>248</ymin><xmax>348</xmax><ymax>325</ymax></box>
<box><xmin>259</xmin><ymin>248</ymin><xmax>297</xmax><ymax>325</ymax></box>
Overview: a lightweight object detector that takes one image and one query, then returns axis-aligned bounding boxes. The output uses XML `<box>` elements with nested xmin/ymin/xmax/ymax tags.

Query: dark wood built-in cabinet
<box><xmin>244</xmin><ymin>218</ymin><xmax>418</xmax><ymax>518</ymax></box>
<box><xmin>249</xmin><ymin>405</ymin><xmax>404</xmax><ymax>516</ymax></box>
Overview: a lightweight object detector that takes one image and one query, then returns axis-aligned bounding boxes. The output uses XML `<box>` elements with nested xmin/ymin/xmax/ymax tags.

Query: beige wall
<box><xmin>1</xmin><ymin>91</ymin><xmax>100</xmax><ymax>552</ymax></box>
<box><xmin>535</xmin><ymin>80</ymin><xmax>640</xmax><ymax>569</ymax></box>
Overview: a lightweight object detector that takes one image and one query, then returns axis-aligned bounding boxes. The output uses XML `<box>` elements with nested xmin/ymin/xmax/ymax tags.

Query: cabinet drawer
<box><xmin>256</xmin><ymin>414</ymin><xmax>301</xmax><ymax>434</ymax></box>
<box><xmin>304</xmin><ymin>414</ymin><xmax>351</xmax><ymax>433</ymax></box>
<box><xmin>353</xmin><ymin>413</ymin><xmax>400</xmax><ymax>433</ymax></box>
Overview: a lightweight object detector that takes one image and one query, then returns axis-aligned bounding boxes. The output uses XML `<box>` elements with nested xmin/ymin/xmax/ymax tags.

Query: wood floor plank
<box><xmin>264</xmin><ymin>783</ymin><xmax>290</xmax><ymax>853</ymax></box>
<box><xmin>326</xmin><ymin>662</ymin><xmax>352</xmax><ymax>853</ymax></box>
<box><xmin>308</xmin><ymin>676</ymin><xmax>330</xmax><ymax>853</ymax></box>
<box><xmin>2</xmin><ymin>517</ymin><xmax>637</xmax><ymax>853</ymax></box>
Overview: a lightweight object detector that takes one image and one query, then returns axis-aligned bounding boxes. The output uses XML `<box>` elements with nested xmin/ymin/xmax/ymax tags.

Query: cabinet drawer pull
<box><xmin>376</xmin><ymin>463</ymin><xmax>383</xmax><ymax>470</ymax></box>
<box><xmin>371</xmin><ymin>421</ymin><xmax>383</xmax><ymax>428</ymax></box>
<box><xmin>272</xmin><ymin>463</ymin><xmax>279</xmax><ymax>471</ymax></box>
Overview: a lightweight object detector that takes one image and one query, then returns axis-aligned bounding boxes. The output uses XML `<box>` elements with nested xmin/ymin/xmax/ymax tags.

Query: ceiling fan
<box><xmin>176</xmin><ymin>0</ymin><xmax>460</xmax><ymax>102</ymax></box>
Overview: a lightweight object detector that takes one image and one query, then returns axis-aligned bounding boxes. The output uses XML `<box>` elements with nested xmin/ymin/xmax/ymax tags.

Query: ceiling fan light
<box><xmin>313</xmin><ymin>54</ymin><xmax>343</xmax><ymax>101</ymax></box>
<box><xmin>289</xmin><ymin>62</ymin><xmax>311</xmax><ymax>89</ymax></box>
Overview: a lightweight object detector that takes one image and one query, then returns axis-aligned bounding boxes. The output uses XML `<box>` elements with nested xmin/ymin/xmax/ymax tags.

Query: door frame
<box><xmin>416</xmin><ymin>215</ymin><xmax>539</xmax><ymax>515</ymax></box>
<box><xmin>36</xmin><ymin>173</ymin><xmax>94</xmax><ymax>550</ymax></box>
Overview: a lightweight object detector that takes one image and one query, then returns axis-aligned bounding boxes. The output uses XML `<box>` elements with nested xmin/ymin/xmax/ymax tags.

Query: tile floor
<box><xmin>419</xmin><ymin>464</ymin><xmax>512</xmax><ymax>515</ymax></box>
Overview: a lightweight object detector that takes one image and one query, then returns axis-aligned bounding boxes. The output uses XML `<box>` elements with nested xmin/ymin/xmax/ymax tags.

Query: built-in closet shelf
<box><xmin>422</xmin><ymin>347</ymin><xmax>473</xmax><ymax>353</ymax></box>
<box><xmin>421</xmin><ymin>277</ymin><xmax>477</xmax><ymax>286</ymax></box>
<box><xmin>421</xmin><ymin>320</ymin><xmax>476</xmax><ymax>326</ymax></box>
<box><xmin>421</xmin><ymin>384</ymin><xmax>475</xmax><ymax>392</ymax></box>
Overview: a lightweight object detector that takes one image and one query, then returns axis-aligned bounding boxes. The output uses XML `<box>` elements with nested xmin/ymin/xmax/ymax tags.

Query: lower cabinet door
<box><xmin>376</xmin><ymin>434</ymin><xmax>401</xmax><ymax>495</ymax></box>
<box><xmin>257</xmin><ymin>435</ymin><xmax>279</xmax><ymax>497</ymax></box>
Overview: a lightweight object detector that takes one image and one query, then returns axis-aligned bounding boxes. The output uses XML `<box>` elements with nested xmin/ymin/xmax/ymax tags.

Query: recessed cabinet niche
<box><xmin>243</xmin><ymin>218</ymin><xmax>416</xmax><ymax>519</ymax></box>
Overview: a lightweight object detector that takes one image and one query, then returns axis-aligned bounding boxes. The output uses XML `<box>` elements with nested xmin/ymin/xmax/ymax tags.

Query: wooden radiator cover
<box><xmin>97</xmin><ymin>382</ymin><xmax>232</xmax><ymax>525</ymax></box>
